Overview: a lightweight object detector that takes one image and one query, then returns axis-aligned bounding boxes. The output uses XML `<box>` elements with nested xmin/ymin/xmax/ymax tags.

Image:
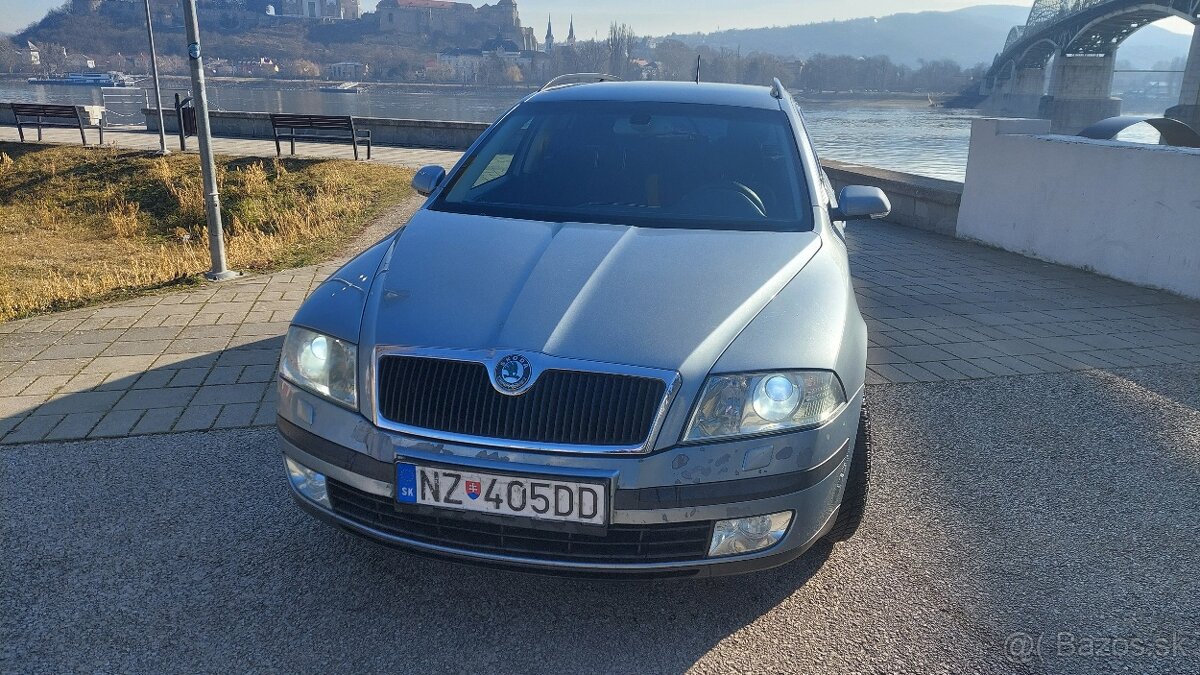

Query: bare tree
<box><xmin>607</xmin><ymin>23</ymin><xmax>635</xmax><ymax>78</ymax></box>
<box><xmin>573</xmin><ymin>41</ymin><xmax>610</xmax><ymax>74</ymax></box>
<box><xmin>0</xmin><ymin>43</ymin><xmax>19</xmax><ymax>75</ymax></box>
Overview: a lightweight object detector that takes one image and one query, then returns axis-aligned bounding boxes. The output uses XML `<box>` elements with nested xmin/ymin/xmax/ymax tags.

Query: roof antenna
<box><xmin>695</xmin><ymin>55</ymin><xmax>702</xmax><ymax>84</ymax></box>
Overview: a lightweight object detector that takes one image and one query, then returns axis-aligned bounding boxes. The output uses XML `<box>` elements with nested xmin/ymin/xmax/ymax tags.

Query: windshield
<box><xmin>432</xmin><ymin>101</ymin><xmax>813</xmax><ymax>231</ymax></box>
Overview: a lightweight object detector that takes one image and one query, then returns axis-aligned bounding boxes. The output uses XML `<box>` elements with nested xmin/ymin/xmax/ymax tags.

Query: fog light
<box><xmin>708</xmin><ymin>511</ymin><xmax>793</xmax><ymax>557</ymax></box>
<box><xmin>285</xmin><ymin>456</ymin><xmax>330</xmax><ymax>508</ymax></box>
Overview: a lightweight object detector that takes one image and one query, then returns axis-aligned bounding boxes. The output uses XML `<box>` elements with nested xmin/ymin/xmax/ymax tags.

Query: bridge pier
<box><xmin>1166</xmin><ymin>26</ymin><xmax>1200</xmax><ymax>132</ymax></box>
<box><xmin>1038</xmin><ymin>53</ymin><xmax>1121</xmax><ymax>134</ymax></box>
<box><xmin>981</xmin><ymin>67</ymin><xmax>1047</xmax><ymax>118</ymax></box>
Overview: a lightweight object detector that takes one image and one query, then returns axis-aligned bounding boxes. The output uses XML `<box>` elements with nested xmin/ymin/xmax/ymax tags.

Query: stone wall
<box><xmin>821</xmin><ymin>160</ymin><xmax>962</xmax><ymax>237</ymax></box>
<box><xmin>145</xmin><ymin>108</ymin><xmax>489</xmax><ymax>150</ymax></box>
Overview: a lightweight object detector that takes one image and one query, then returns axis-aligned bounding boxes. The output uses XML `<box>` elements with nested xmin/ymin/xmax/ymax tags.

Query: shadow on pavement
<box><xmin>2</xmin><ymin>339</ymin><xmax>834</xmax><ymax>673</ymax></box>
<box><xmin>1</xmin><ymin>336</ymin><xmax>285</xmax><ymax>445</ymax></box>
<box><xmin>863</xmin><ymin>365</ymin><xmax>1200</xmax><ymax>675</ymax></box>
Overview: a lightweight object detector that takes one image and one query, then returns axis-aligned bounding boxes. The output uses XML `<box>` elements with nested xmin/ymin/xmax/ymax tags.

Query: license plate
<box><xmin>395</xmin><ymin>463</ymin><xmax>608</xmax><ymax>526</ymax></box>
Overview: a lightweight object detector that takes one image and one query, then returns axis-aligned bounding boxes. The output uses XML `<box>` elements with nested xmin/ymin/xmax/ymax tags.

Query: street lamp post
<box><xmin>182</xmin><ymin>0</ymin><xmax>238</xmax><ymax>282</ymax></box>
<box><xmin>144</xmin><ymin>0</ymin><xmax>169</xmax><ymax>156</ymax></box>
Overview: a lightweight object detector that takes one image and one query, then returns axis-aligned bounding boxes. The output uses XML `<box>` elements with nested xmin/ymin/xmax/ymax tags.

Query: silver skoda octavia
<box><xmin>278</xmin><ymin>77</ymin><xmax>890</xmax><ymax>577</ymax></box>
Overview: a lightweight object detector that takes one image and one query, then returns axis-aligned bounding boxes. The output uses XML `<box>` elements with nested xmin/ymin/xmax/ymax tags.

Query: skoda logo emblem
<box><xmin>495</xmin><ymin>354</ymin><xmax>532</xmax><ymax>393</ymax></box>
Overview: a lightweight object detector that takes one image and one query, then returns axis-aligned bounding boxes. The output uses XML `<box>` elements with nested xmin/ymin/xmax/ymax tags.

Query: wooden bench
<box><xmin>10</xmin><ymin>103</ymin><xmax>104</xmax><ymax>146</ymax></box>
<box><xmin>270</xmin><ymin>114</ymin><xmax>371</xmax><ymax>160</ymax></box>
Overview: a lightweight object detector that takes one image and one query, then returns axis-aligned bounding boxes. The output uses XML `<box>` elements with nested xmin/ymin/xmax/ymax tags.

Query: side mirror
<box><xmin>412</xmin><ymin>165</ymin><xmax>447</xmax><ymax>197</ymax></box>
<box><xmin>832</xmin><ymin>185</ymin><xmax>891</xmax><ymax>221</ymax></box>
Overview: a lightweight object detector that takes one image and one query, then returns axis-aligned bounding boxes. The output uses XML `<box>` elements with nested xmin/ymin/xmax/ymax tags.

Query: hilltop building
<box><xmin>278</xmin><ymin>0</ymin><xmax>361</xmax><ymax>19</ymax></box>
<box><xmin>377</xmin><ymin>0</ymin><xmax>537</xmax><ymax>51</ymax></box>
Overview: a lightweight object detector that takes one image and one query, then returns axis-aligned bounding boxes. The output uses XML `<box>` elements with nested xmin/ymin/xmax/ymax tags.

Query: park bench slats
<box><xmin>270</xmin><ymin>113</ymin><xmax>371</xmax><ymax>161</ymax></box>
<box><xmin>9</xmin><ymin>103</ymin><xmax>104</xmax><ymax>146</ymax></box>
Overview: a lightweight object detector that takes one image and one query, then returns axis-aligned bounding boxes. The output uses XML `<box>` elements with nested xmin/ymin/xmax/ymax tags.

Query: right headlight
<box><xmin>279</xmin><ymin>326</ymin><xmax>358</xmax><ymax>408</ymax></box>
<box><xmin>683</xmin><ymin>370</ymin><xmax>847</xmax><ymax>443</ymax></box>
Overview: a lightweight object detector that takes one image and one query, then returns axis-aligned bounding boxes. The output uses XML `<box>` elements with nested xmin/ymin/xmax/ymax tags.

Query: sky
<box><xmin>1</xmin><ymin>0</ymin><xmax>1194</xmax><ymax>37</ymax></box>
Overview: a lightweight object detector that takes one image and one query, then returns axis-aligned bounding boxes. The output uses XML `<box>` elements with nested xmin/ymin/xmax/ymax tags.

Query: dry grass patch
<box><xmin>0</xmin><ymin>143</ymin><xmax>413</xmax><ymax>322</ymax></box>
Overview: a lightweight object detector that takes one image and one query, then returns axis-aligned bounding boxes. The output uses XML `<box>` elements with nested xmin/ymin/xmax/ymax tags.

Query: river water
<box><xmin>0</xmin><ymin>79</ymin><xmax>1165</xmax><ymax>182</ymax></box>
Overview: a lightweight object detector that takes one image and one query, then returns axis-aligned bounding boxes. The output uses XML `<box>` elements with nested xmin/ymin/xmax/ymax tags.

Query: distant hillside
<box><xmin>9</xmin><ymin>3</ymin><xmax>434</xmax><ymax>79</ymax></box>
<box><xmin>667</xmin><ymin>5</ymin><xmax>1192</xmax><ymax>69</ymax></box>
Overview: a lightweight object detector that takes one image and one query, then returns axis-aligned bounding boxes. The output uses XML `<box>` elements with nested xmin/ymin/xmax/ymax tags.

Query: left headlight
<box><xmin>279</xmin><ymin>326</ymin><xmax>357</xmax><ymax>408</ymax></box>
<box><xmin>683</xmin><ymin>371</ymin><xmax>847</xmax><ymax>443</ymax></box>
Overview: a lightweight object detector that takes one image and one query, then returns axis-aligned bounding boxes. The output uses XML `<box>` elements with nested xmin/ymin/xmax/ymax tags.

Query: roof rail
<box><xmin>538</xmin><ymin>73</ymin><xmax>623</xmax><ymax>92</ymax></box>
<box><xmin>769</xmin><ymin>77</ymin><xmax>786</xmax><ymax>100</ymax></box>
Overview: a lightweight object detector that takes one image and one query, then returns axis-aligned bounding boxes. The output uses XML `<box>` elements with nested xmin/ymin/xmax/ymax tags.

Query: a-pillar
<box><xmin>981</xmin><ymin>66</ymin><xmax>1047</xmax><ymax>117</ymax></box>
<box><xmin>1038</xmin><ymin>51</ymin><xmax>1121</xmax><ymax>133</ymax></box>
<box><xmin>1166</xmin><ymin>24</ymin><xmax>1200</xmax><ymax>132</ymax></box>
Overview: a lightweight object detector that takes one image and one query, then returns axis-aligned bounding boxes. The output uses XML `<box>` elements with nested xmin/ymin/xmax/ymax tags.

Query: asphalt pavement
<box><xmin>4</xmin><ymin>364</ymin><xmax>1198</xmax><ymax>674</ymax></box>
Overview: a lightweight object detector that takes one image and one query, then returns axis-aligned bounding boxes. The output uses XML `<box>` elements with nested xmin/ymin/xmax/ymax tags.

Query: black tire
<box><xmin>827</xmin><ymin>400</ymin><xmax>872</xmax><ymax>542</ymax></box>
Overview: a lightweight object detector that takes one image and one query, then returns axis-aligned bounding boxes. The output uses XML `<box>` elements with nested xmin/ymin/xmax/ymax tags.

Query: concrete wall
<box><xmin>959</xmin><ymin>118</ymin><xmax>1200</xmax><ymax>300</ymax></box>
<box><xmin>822</xmin><ymin>159</ymin><xmax>962</xmax><ymax>237</ymax></box>
<box><xmin>1166</xmin><ymin>26</ymin><xmax>1200</xmax><ymax>133</ymax></box>
<box><xmin>145</xmin><ymin>108</ymin><xmax>489</xmax><ymax>151</ymax></box>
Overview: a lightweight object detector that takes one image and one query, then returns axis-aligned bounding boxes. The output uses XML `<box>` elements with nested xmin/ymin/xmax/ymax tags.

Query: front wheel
<box><xmin>826</xmin><ymin>400</ymin><xmax>872</xmax><ymax>542</ymax></box>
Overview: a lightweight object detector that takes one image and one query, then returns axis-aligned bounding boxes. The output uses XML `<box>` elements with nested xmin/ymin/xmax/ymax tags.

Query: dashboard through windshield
<box><xmin>432</xmin><ymin>101</ymin><xmax>814</xmax><ymax>231</ymax></box>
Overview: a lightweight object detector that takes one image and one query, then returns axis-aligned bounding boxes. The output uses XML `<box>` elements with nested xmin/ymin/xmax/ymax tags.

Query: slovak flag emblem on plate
<box><xmin>465</xmin><ymin>480</ymin><xmax>482</xmax><ymax>500</ymax></box>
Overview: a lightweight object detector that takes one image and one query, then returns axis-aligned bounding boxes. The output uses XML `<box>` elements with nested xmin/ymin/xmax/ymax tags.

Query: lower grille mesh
<box><xmin>328</xmin><ymin>479</ymin><xmax>712</xmax><ymax>564</ymax></box>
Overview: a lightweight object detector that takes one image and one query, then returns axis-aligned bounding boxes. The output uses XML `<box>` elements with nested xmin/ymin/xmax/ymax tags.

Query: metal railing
<box><xmin>99</xmin><ymin>87</ymin><xmax>149</xmax><ymax>130</ymax></box>
<box><xmin>990</xmin><ymin>0</ymin><xmax>1200</xmax><ymax>78</ymax></box>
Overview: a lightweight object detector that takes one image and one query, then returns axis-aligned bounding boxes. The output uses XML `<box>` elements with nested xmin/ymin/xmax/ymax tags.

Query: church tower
<box><xmin>567</xmin><ymin>16</ymin><xmax>576</xmax><ymax>46</ymax></box>
<box><xmin>544</xmin><ymin>15</ymin><xmax>555</xmax><ymax>54</ymax></box>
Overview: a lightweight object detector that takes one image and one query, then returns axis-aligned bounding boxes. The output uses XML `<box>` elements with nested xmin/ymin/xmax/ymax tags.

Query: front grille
<box><xmin>376</xmin><ymin>356</ymin><xmax>668</xmax><ymax>447</ymax></box>
<box><xmin>328</xmin><ymin>480</ymin><xmax>713</xmax><ymax>564</ymax></box>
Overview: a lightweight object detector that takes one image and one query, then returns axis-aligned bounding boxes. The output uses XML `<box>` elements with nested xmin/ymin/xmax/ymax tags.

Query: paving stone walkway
<box><xmin>0</xmin><ymin>265</ymin><xmax>335</xmax><ymax>443</ymax></box>
<box><xmin>2</xmin><ymin>131</ymin><xmax>1199</xmax><ymax>444</ymax></box>
<box><xmin>850</xmin><ymin>226</ymin><xmax>1200</xmax><ymax>384</ymax></box>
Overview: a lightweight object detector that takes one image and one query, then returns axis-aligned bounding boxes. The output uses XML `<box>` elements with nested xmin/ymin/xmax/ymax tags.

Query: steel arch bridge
<box><xmin>984</xmin><ymin>0</ymin><xmax>1200</xmax><ymax>89</ymax></box>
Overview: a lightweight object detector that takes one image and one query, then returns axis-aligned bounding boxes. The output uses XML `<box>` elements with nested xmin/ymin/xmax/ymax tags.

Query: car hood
<box><xmin>367</xmin><ymin>209</ymin><xmax>822</xmax><ymax>374</ymax></box>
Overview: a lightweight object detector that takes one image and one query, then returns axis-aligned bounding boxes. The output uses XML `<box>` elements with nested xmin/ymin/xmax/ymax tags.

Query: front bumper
<box><xmin>279</xmin><ymin>379</ymin><xmax>861</xmax><ymax>577</ymax></box>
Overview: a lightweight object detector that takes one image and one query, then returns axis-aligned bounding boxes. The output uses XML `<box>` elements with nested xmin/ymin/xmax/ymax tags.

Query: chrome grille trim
<box><xmin>371</xmin><ymin>346</ymin><xmax>681</xmax><ymax>455</ymax></box>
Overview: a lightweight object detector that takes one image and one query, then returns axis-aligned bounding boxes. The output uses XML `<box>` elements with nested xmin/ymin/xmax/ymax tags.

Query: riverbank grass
<box><xmin>0</xmin><ymin>142</ymin><xmax>413</xmax><ymax>322</ymax></box>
